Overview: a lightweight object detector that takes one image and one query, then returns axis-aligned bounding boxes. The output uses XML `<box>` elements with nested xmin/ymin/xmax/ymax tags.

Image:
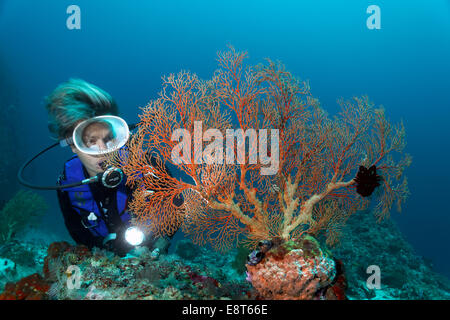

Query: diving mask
<box><xmin>61</xmin><ymin>115</ymin><xmax>130</xmax><ymax>155</ymax></box>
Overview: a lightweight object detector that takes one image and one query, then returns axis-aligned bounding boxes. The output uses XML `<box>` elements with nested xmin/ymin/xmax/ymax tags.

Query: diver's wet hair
<box><xmin>45</xmin><ymin>78</ymin><xmax>118</xmax><ymax>140</ymax></box>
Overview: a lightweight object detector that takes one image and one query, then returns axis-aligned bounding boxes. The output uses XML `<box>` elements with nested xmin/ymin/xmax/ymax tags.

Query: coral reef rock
<box><xmin>246</xmin><ymin>235</ymin><xmax>345</xmax><ymax>300</ymax></box>
<box><xmin>1</xmin><ymin>241</ymin><xmax>252</xmax><ymax>300</ymax></box>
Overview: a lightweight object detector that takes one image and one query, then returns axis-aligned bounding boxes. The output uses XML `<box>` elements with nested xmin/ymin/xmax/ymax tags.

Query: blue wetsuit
<box><xmin>56</xmin><ymin>155</ymin><xmax>183</xmax><ymax>256</ymax></box>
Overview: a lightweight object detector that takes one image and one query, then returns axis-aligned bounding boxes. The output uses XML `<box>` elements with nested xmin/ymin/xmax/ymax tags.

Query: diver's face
<box><xmin>82</xmin><ymin>122</ymin><xmax>114</xmax><ymax>151</ymax></box>
<box><xmin>70</xmin><ymin>121</ymin><xmax>113</xmax><ymax>177</ymax></box>
<box><xmin>71</xmin><ymin>145</ymin><xmax>105</xmax><ymax>177</ymax></box>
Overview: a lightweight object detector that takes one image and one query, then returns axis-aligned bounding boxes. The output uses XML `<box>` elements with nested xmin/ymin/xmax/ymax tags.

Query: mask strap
<box><xmin>59</xmin><ymin>137</ymin><xmax>73</xmax><ymax>147</ymax></box>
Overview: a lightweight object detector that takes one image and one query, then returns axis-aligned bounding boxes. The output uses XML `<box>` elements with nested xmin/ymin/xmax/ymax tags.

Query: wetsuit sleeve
<box><xmin>57</xmin><ymin>189</ymin><xmax>103</xmax><ymax>249</ymax></box>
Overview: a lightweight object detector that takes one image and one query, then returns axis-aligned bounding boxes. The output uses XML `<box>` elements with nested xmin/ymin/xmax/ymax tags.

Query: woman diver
<box><xmin>19</xmin><ymin>78</ymin><xmax>181</xmax><ymax>256</ymax></box>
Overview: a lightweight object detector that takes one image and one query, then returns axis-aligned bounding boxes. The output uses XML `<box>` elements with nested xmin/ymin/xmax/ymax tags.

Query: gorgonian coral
<box><xmin>107</xmin><ymin>47</ymin><xmax>411</xmax><ymax>251</ymax></box>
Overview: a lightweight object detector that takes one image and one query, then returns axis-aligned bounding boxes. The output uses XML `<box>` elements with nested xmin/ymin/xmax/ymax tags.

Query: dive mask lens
<box><xmin>72</xmin><ymin>115</ymin><xmax>130</xmax><ymax>155</ymax></box>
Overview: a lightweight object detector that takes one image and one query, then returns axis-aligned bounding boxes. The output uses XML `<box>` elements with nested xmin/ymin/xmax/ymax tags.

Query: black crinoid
<box><xmin>354</xmin><ymin>165</ymin><xmax>383</xmax><ymax>197</ymax></box>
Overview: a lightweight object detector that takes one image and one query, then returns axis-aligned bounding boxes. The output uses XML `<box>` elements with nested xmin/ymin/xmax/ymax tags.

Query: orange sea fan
<box><xmin>107</xmin><ymin>47</ymin><xmax>410</xmax><ymax>251</ymax></box>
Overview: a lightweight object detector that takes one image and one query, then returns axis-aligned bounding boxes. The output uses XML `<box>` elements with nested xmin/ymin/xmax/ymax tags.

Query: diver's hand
<box><xmin>103</xmin><ymin>232</ymin><xmax>134</xmax><ymax>257</ymax></box>
<box><xmin>108</xmin><ymin>238</ymin><xmax>134</xmax><ymax>257</ymax></box>
<box><xmin>152</xmin><ymin>237</ymin><xmax>171</xmax><ymax>255</ymax></box>
<box><xmin>150</xmin><ymin>248</ymin><xmax>160</xmax><ymax>260</ymax></box>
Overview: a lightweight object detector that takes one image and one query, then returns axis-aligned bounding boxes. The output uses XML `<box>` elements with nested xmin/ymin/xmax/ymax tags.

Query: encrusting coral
<box><xmin>246</xmin><ymin>236</ymin><xmax>341</xmax><ymax>299</ymax></box>
<box><xmin>1</xmin><ymin>241</ymin><xmax>253</xmax><ymax>300</ymax></box>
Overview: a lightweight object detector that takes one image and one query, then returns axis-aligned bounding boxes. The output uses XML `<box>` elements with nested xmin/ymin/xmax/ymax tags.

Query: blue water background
<box><xmin>0</xmin><ymin>0</ymin><xmax>449</xmax><ymax>277</ymax></box>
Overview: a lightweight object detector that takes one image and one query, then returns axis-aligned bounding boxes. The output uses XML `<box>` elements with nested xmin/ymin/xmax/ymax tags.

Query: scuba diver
<box><xmin>18</xmin><ymin>78</ymin><xmax>182</xmax><ymax>257</ymax></box>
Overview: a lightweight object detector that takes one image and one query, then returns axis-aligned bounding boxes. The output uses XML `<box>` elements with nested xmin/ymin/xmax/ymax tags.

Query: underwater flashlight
<box><xmin>124</xmin><ymin>227</ymin><xmax>145</xmax><ymax>246</ymax></box>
